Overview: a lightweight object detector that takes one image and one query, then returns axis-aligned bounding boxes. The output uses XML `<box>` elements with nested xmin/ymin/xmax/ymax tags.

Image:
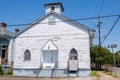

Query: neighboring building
<box><xmin>13</xmin><ymin>2</ymin><xmax>95</xmax><ymax>77</ymax></box>
<box><xmin>0</xmin><ymin>23</ymin><xmax>15</xmax><ymax>67</ymax></box>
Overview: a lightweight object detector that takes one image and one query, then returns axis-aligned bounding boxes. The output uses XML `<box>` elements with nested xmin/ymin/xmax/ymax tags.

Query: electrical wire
<box><xmin>101</xmin><ymin>15</ymin><xmax>120</xmax><ymax>45</ymax></box>
<box><xmin>98</xmin><ymin>0</ymin><xmax>104</xmax><ymax>16</ymax></box>
<box><xmin>1</xmin><ymin>14</ymin><xmax>119</xmax><ymax>27</ymax></box>
<box><xmin>1</xmin><ymin>14</ymin><xmax>120</xmax><ymax>45</ymax></box>
<box><xmin>111</xmin><ymin>0</ymin><xmax>120</xmax><ymax>15</ymax></box>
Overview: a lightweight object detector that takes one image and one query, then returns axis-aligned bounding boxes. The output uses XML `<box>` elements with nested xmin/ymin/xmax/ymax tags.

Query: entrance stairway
<box><xmin>2</xmin><ymin>64</ymin><xmax>11</xmax><ymax>73</ymax></box>
<box><xmin>36</xmin><ymin>63</ymin><xmax>56</xmax><ymax>77</ymax></box>
<box><xmin>68</xmin><ymin>71</ymin><xmax>78</xmax><ymax>77</ymax></box>
<box><xmin>37</xmin><ymin>69</ymin><xmax>55</xmax><ymax>77</ymax></box>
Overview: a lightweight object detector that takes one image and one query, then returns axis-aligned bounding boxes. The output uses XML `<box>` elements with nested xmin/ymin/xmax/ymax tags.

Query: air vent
<box><xmin>48</xmin><ymin>17</ymin><xmax>56</xmax><ymax>25</ymax></box>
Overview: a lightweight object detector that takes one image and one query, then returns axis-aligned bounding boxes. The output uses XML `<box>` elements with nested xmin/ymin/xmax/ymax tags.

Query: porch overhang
<box><xmin>0</xmin><ymin>29</ymin><xmax>15</xmax><ymax>38</ymax></box>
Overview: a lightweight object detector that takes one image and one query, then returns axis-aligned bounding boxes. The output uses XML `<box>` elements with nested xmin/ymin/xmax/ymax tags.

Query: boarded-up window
<box><xmin>24</xmin><ymin>50</ymin><xmax>31</xmax><ymax>61</ymax></box>
<box><xmin>69</xmin><ymin>48</ymin><xmax>78</xmax><ymax>71</ymax></box>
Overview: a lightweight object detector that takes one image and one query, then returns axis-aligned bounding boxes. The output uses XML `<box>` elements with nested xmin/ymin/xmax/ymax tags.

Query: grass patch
<box><xmin>104</xmin><ymin>71</ymin><xmax>119</xmax><ymax>78</ymax></box>
<box><xmin>4</xmin><ymin>70</ymin><xmax>13</xmax><ymax>75</ymax></box>
<box><xmin>91</xmin><ymin>70</ymin><xmax>101</xmax><ymax>77</ymax></box>
<box><xmin>0</xmin><ymin>65</ymin><xmax>4</xmax><ymax>75</ymax></box>
<box><xmin>106</xmin><ymin>72</ymin><xmax>112</xmax><ymax>75</ymax></box>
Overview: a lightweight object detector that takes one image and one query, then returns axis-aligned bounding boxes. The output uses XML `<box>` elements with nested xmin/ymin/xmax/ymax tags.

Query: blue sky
<box><xmin>0</xmin><ymin>0</ymin><xmax>120</xmax><ymax>52</ymax></box>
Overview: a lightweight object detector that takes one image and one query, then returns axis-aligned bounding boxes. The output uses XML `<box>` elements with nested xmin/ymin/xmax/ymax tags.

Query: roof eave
<box><xmin>0</xmin><ymin>29</ymin><xmax>15</xmax><ymax>38</ymax></box>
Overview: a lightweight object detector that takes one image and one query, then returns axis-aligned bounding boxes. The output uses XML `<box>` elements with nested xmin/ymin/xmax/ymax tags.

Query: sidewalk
<box><xmin>0</xmin><ymin>76</ymin><xmax>92</xmax><ymax>80</ymax></box>
<box><xmin>0</xmin><ymin>71</ymin><xmax>120</xmax><ymax>80</ymax></box>
<box><xmin>92</xmin><ymin>71</ymin><xmax>120</xmax><ymax>80</ymax></box>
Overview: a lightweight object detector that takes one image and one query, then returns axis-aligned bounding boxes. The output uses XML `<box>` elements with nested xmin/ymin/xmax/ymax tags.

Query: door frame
<box><xmin>42</xmin><ymin>50</ymin><xmax>58</xmax><ymax>68</ymax></box>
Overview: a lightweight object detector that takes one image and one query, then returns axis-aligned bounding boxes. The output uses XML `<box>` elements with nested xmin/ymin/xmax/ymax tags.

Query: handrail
<box><xmin>51</xmin><ymin>62</ymin><xmax>56</xmax><ymax>78</ymax></box>
<box><xmin>36</xmin><ymin>62</ymin><xmax>43</xmax><ymax>78</ymax></box>
<box><xmin>36</xmin><ymin>62</ymin><xmax>57</xmax><ymax>78</ymax></box>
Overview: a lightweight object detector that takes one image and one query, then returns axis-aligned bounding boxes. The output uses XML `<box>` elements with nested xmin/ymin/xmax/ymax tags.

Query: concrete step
<box><xmin>69</xmin><ymin>71</ymin><xmax>78</xmax><ymax>77</ymax></box>
<box><xmin>2</xmin><ymin>64</ymin><xmax>11</xmax><ymax>73</ymax></box>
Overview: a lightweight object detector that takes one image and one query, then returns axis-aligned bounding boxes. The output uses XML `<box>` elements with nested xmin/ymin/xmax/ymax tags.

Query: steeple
<box><xmin>44</xmin><ymin>2</ymin><xmax>64</xmax><ymax>14</ymax></box>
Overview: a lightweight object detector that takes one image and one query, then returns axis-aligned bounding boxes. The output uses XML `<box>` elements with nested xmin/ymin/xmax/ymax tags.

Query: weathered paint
<box><xmin>44</xmin><ymin>2</ymin><xmax>64</xmax><ymax>14</ymax></box>
<box><xmin>0</xmin><ymin>29</ymin><xmax>14</xmax><ymax>65</ymax></box>
<box><xmin>8</xmin><ymin>39</ymin><xmax>14</xmax><ymax>65</ymax></box>
<box><xmin>13</xmin><ymin>69</ymin><xmax>91</xmax><ymax>77</ymax></box>
<box><xmin>13</xmin><ymin>3</ymin><xmax>94</xmax><ymax>77</ymax></box>
<box><xmin>0</xmin><ymin>38</ymin><xmax>9</xmax><ymax>44</ymax></box>
<box><xmin>13</xmin><ymin>14</ymin><xmax>91</xmax><ymax>76</ymax></box>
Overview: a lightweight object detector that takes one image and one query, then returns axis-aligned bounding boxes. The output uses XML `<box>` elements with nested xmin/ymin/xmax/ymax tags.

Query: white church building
<box><xmin>13</xmin><ymin>2</ymin><xmax>95</xmax><ymax>77</ymax></box>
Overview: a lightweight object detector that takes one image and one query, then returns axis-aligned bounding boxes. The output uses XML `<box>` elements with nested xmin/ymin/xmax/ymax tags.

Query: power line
<box><xmin>101</xmin><ymin>0</ymin><xmax>120</xmax><ymax>42</ymax></box>
<box><xmin>98</xmin><ymin>0</ymin><xmax>104</xmax><ymax>15</ymax></box>
<box><xmin>111</xmin><ymin>0</ymin><xmax>120</xmax><ymax>15</ymax></box>
<box><xmin>101</xmin><ymin>15</ymin><xmax>120</xmax><ymax>45</ymax></box>
<box><xmin>2</xmin><ymin>14</ymin><xmax>120</xmax><ymax>27</ymax></box>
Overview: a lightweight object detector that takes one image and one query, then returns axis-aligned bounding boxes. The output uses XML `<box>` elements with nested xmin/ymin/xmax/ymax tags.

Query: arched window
<box><xmin>24</xmin><ymin>49</ymin><xmax>31</xmax><ymax>61</ymax></box>
<box><xmin>69</xmin><ymin>48</ymin><xmax>78</xmax><ymax>60</ymax></box>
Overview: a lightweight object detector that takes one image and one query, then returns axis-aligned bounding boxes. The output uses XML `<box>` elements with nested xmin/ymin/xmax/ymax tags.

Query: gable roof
<box><xmin>16</xmin><ymin>12</ymin><xmax>95</xmax><ymax>37</ymax></box>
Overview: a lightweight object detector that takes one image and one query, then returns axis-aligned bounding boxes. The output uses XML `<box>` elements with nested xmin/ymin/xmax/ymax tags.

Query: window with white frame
<box><xmin>24</xmin><ymin>49</ymin><xmax>31</xmax><ymax>61</ymax></box>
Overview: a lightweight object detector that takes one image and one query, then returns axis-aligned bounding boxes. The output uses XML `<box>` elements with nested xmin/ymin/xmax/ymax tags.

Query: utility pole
<box><xmin>97</xmin><ymin>16</ymin><xmax>102</xmax><ymax>47</ymax></box>
<box><xmin>97</xmin><ymin>16</ymin><xmax>102</xmax><ymax>70</ymax></box>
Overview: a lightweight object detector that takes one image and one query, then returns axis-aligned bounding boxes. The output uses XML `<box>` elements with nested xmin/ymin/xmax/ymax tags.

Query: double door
<box><xmin>43</xmin><ymin>50</ymin><xmax>58</xmax><ymax>64</ymax></box>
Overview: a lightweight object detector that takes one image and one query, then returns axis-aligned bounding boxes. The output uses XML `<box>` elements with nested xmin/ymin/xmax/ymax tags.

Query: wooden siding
<box><xmin>14</xmin><ymin>14</ymin><xmax>90</xmax><ymax>69</ymax></box>
<box><xmin>8</xmin><ymin>39</ymin><xmax>14</xmax><ymax>65</ymax></box>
